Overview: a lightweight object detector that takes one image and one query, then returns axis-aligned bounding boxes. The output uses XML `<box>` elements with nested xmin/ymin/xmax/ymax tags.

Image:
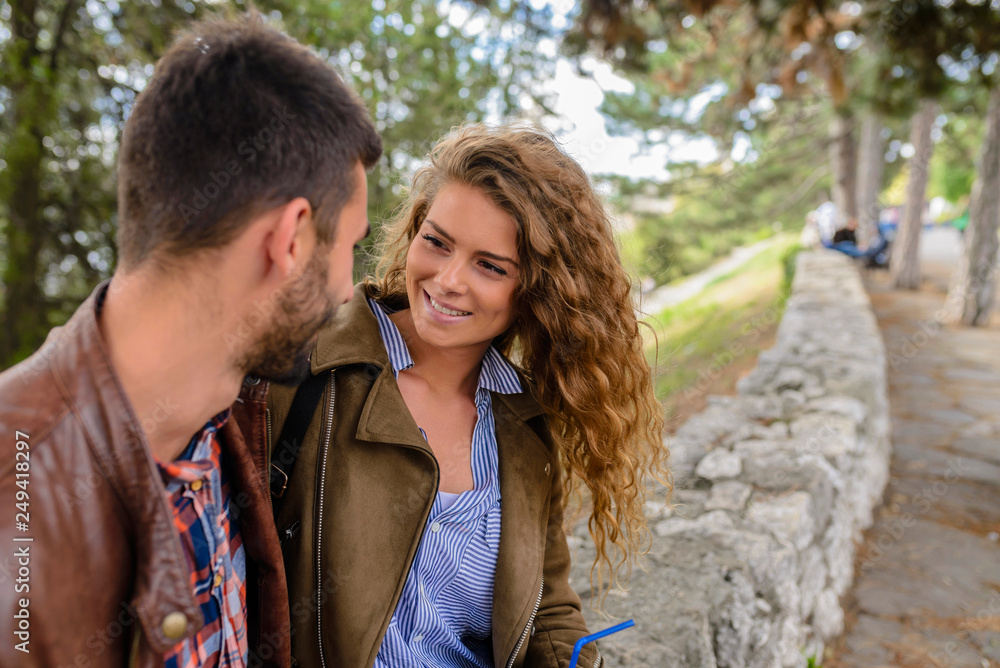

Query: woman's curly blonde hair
<box><xmin>369</xmin><ymin>123</ymin><xmax>671</xmax><ymax>592</ymax></box>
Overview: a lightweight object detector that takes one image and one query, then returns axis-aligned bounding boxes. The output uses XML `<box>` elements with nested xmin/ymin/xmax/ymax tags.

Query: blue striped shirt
<box><xmin>368</xmin><ymin>298</ymin><xmax>522</xmax><ymax>668</ymax></box>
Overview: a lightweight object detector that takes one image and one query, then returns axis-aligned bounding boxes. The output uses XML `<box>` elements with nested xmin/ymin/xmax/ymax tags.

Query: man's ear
<box><xmin>266</xmin><ymin>197</ymin><xmax>316</xmax><ymax>279</ymax></box>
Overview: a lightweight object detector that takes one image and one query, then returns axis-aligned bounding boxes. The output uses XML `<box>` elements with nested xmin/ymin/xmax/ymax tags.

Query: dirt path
<box><xmin>638</xmin><ymin>235</ymin><xmax>785</xmax><ymax>314</ymax></box>
<box><xmin>826</xmin><ymin>263</ymin><xmax>1000</xmax><ymax>668</ymax></box>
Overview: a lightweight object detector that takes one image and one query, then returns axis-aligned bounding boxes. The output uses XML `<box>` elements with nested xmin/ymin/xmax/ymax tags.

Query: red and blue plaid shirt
<box><xmin>157</xmin><ymin>409</ymin><xmax>248</xmax><ymax>668</ymax></box>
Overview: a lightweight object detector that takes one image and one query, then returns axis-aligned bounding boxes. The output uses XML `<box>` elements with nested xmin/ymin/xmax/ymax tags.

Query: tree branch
<box><xmin>49</xmin><ymin>0</ymin><xmax>79</xmax><ymax>72</ymax></box>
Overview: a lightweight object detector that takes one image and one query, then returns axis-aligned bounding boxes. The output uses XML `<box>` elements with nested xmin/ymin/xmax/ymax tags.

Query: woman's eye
<box><xmin>480</xmin><ymin>261</ymin><xmax>507</xmax><ymax>276</ymax></box>
<box><xmin>422</xmin><ymin>234</ymin><xmax>446</xmax><ymax>249</ymax></box>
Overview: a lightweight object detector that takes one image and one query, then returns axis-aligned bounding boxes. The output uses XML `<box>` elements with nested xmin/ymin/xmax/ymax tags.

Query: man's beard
<box><xmin>239</xmin><ymin>251</ymin><xmax>336</xmax><ymax>386</ymax></box>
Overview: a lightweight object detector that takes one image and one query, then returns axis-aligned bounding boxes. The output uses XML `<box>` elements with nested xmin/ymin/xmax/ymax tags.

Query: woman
<box><xmin>267</xmin><ymin>124</ymin><xmax>670</xmax><ymax>667</ymax></box>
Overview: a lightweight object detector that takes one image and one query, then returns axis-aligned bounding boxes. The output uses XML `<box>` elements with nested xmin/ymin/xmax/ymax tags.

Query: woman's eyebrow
<box><xmin>425</xmin><ymin>220</ymin><xmax>519</xmax><ymax>266</ymax></box>
<box><xmin>425</xmin><ymin>220</ymin><xmax>456</xmax><ymax>244</ymax></box>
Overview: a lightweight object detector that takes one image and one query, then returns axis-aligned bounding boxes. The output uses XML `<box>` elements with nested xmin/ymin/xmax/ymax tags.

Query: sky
<box><xmin>443</xmin><ymin>0</ymin><xmax>722</xmax><ymax>183</ymax></box>
<box><xmin>540</xmin><ymin>57</ymin><xmax>721</xmax><ymax>182</ymax></box>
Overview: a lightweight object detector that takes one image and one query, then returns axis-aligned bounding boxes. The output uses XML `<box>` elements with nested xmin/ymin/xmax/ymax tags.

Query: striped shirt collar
<box><xmin>367</xmin><ymin>297</ymin><xmax>522</xmax><ymax>395</ymax></box>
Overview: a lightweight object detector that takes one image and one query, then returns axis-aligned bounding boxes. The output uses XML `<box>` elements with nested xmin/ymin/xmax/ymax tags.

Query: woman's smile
<box><xmin>425</xmin><ymin>290</ymin><xmax>472</xmax><ymax>318</ymax></box>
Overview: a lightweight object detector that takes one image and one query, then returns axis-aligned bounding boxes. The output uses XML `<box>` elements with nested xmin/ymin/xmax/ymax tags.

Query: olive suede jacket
<box><xmin>264</xmin><ymin>284</ymin><xmax>601</xmax><ymax>668</ymax></box>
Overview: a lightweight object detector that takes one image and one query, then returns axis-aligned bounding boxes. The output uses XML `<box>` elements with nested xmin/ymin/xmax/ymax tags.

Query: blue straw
<box><xmin>568</xmin><ymin>619</ymin><xmax>636</xmax><ymax>667</ymax></box>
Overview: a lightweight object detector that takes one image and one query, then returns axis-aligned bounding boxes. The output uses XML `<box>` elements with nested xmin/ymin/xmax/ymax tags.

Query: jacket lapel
<box><xmin>491</xmin><ymin>394</ymin><xmax>555</xmax><ymax>667</ymax></box>
<box><xmin>355</xmin><ymin>368</ymin><xmax>430</xmax><ymax>450</ymax></box>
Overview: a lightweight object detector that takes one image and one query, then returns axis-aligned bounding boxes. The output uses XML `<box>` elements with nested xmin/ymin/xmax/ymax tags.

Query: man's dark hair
<box><xmin>116</xmin><ymin>13</ymin><xmax>382</xmax><ymax>268</ymax></box>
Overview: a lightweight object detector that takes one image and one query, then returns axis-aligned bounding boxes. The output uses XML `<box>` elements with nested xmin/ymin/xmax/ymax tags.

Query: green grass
<box><xmin>702</xmin><ymin>236</ymin><xmax>799</xmax><ymax>290</ymax></box>
<box><xmin>643</xmin><ymin>234</ymin><xmax>801</xmax><ymax>411</ymax></box>
<box><xmin>616</xmin><ymin>226</ymin><xmax>650</xmax><ymax>282</ymax></box>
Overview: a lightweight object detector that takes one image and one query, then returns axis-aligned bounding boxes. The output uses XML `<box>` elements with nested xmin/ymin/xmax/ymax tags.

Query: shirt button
<box><xmin>413</xmin><ymin>634</ymin><xmax>423</xmax><ymax>642</ymax></box>
<box><xmin>213</xmin><ymin>571</ymin><xmax>223</xmax><ymax>588</ymax></box>
<box><xmin>430</xmin><ymin>522</ymin><xmax>441</xmax><ymax>533</ymax></box>
<box><xmin>161</xmin><ymin>612</ymin><xmax>188</xmax><ymax>640</ymax></box>
<box><xmin>190</xmin><ymin>480</ymin><xmax>203</xmax><ymax>492</ymax></box>
<box><xmin>544</xmin><ymin>463</ymin><xmax>551</xmax><ymax>476</ymax></box>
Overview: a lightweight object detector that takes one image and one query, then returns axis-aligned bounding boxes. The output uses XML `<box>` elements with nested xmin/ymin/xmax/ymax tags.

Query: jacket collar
<box><xmin>311</xmin><ymin>283</ymin><xmax>393</xmax><ymax>373</ymax></box>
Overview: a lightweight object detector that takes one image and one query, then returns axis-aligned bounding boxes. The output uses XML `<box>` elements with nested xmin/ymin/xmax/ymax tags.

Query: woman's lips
<box><xmin>424</xmin><ymin>290</ymin><xmax>471</xmax><ymax>320</ymax></box>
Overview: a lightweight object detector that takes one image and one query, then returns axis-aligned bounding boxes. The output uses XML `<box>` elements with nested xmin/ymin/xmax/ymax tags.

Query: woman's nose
<box><xmin>437</xmin><ymin>258</ymin><xmax>467</xmax><ymax>294</ymax></box>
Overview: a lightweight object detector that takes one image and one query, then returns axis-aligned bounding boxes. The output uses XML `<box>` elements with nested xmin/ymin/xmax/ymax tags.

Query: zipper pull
<box><xmin>280</xmin><ymin>520</ymin><xmax>301</xmax><ymax>548</ymax></box>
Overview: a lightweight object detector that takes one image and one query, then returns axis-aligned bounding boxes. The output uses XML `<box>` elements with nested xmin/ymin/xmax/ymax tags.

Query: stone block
<box><xmin>821</xmin><ymin>509</ymin><xmax>857</xmax><ymax>596</ymax></box>
<box><xmin>706</xmin><ymin>481</ymin><xmax>753</xmax><ymax>512</ymax></box>
<box><xmin>707</xmin><ymin>529</ymin><xmax>801</xmax><ymax>614</ymax></box>
<box><xmin>789</xmin><ymin>413</ymin><xmax>860</xmax><ymax>461</ymax></box>
<box><xmin>733</xmin><ymin>439</ymin><xmax>799</xmax><ymax>460</ymax></box>
<box><xmin>747</xmin><ymin>491</ymin><xmax>815</xmax><ymax>552</ymax></box>
<box><xmin>774</xmin><ymin>366</ymin><xmax>811</xmax><ymax>391</ymax></box>
<box><xmin>656</xmin><ymin>509</ymin><xmax>734</xmax><ymax>538</ymax></box>
<box><xmin>742</xmin><ymin>454</ymin><xmax>840</xmax><ymax>534</ymax></box>
<box><xmin>803</xmin><ymin>395</ymin><xmax>867</xmax><ymax>425</ymax></box>
<box><xmin>812</xmin><ymin>589</ymin><xmax>844</xmax><ymax>640</ymax></box>
<box><xmin>777</xmin><ymin>616</ymin><xmax>806</xmax><ymax>668</ymax></box>
<box><xmin>798</xmin><ymin>546</ymin><xmax>827</xmax><ymax>620</ymax></box>
<box><xmin>672</xmin><ymin>488</ymin><xmax>710</xmax><ymax>519</ymax></box>
<box><xmin>696</xmin><ymin>448</ymin><xmax>743</xmax><ymax>480</ymax></box>
<box><xmin>738</xmin><ymin>395</ymin><xmax>787</xmax><ymax>421</ymax></box>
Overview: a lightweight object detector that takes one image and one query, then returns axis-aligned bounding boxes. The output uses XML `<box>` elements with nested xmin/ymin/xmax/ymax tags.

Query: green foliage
<box><xmin>780</xmin><ymin>242</ymin><xmax>801</xmax><ymax>298</ymax></box>
<box><xmin>268</xmin><ymin>0</ymin><xmax>554</xmax><ymax>223</ymax></box>
<box><xmin>862</xmin><ymin>0</ymin><xmax>1000</xmax><ymax>101</ymax></box>
<box><xmin>928</xmin><ymin>108</ymin><xmax>985</xmax><ymax>204</ymax></box>
<box><xmin>0</xmin><ymin>0</ymin><xmax>549</xmax><ymax>368</ymax></box>
<box><xmin>619</xmin><ymin>97</ymin><xmax>828</xmax><ymax>286</ymax></box>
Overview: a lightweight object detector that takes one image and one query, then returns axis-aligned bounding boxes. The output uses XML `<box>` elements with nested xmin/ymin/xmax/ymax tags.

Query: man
<box><xmin>815</xmin><ymin>200</ymin><xmax>839</xmax><ymax>245</ymax></box>
<box><xmin>0</xmin><ymin>14</ymin><xmax>381</xmax><ymax>667</ymax></box>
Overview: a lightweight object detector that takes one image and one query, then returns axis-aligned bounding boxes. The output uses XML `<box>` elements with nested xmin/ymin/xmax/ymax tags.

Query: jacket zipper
<box><xmin>265</xmin><ymin>407</ymin><xmax>272</xmax><ymax>455</ymax></box>
<box><xmin>506</xmin><ymin>576</ymin><xmax>544</xmax><ymax>668</ymax></box>
<box><xmin>265</xmin><ymin>407</ymin><xmax>273</xmax><ymax>515</ymax></box>
<box><xmin>316</xmin><ymin>374</ymin><xmax>335</xmax><ymax>668</ymax></box>
<box><xmin>279</xmin><ymin>519</ymin><xmax>301</xmax><ymax>548</ymax></box>
<box><xmin>594</xmin><ymin>649</ymin><xmax>603</xmax><ymax>667</ymax></box>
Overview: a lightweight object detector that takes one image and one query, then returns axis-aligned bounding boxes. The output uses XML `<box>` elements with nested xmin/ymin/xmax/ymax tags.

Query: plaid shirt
<box><xmin>158</xmin><ymin>409</ymin><xmax>248</xmax><ymax>668</ymax></box>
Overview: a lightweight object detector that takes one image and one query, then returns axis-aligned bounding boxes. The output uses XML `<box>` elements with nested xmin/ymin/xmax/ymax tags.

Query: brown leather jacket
<box><xmin>265</xmin><ymin>285</ymin><xmax>601</xmax><ymax>668</ymax></box>
<box><xmin>0</xmin><ymin>282</ymin><xmax>290</xmax><ymax>668</ymax></box>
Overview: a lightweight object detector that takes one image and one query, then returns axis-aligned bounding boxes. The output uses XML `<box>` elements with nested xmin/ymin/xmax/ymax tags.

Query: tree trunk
<box><xmin>890</xmin><ymin>100</ymin><xmax>937</xmax><ymax>290</ymax></box>
<box><xmin>856</xmin><ymin>111</ymin><xmax>885</xmax><ymax>249</ymax></box>
<box><xmin>829</xmin><ymin>110</ymin><xmax>858</xmax><ymax>229</ymax></box>
<box><xmin>943</xmin><ymin>87</ymin><xmax>1000</xmax><ymax>326</ymax></box>
<box><xmin>0</xmin><ymin>0</ymin><xmax>52</xmax><ymax>369</ymax></box>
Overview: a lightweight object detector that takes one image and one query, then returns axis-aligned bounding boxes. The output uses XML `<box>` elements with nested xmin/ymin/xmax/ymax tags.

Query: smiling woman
<box><xmin>267</xmin><ymin>123</ymin><xmax>671</xmax><ymax>668</ymax></box>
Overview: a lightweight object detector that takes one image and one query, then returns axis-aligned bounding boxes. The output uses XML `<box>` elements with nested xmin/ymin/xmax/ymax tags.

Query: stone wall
<box><xmin>570</xmin><ymin>251</ymin><xmax>892</xmax><ymax>667</ymax></box>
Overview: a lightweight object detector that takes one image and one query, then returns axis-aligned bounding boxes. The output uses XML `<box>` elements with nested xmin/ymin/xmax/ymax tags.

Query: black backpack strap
<box><xmin>269</xmin><ymin>371</ymin><xmax>329</xmax><ymax>507</ymax></box>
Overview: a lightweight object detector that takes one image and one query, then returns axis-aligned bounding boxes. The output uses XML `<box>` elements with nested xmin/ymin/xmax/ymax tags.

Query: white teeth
<box><xmin>429</xmin><ymin>295</ymin><xmax>470</xmax><ymax>317</ymax></box>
